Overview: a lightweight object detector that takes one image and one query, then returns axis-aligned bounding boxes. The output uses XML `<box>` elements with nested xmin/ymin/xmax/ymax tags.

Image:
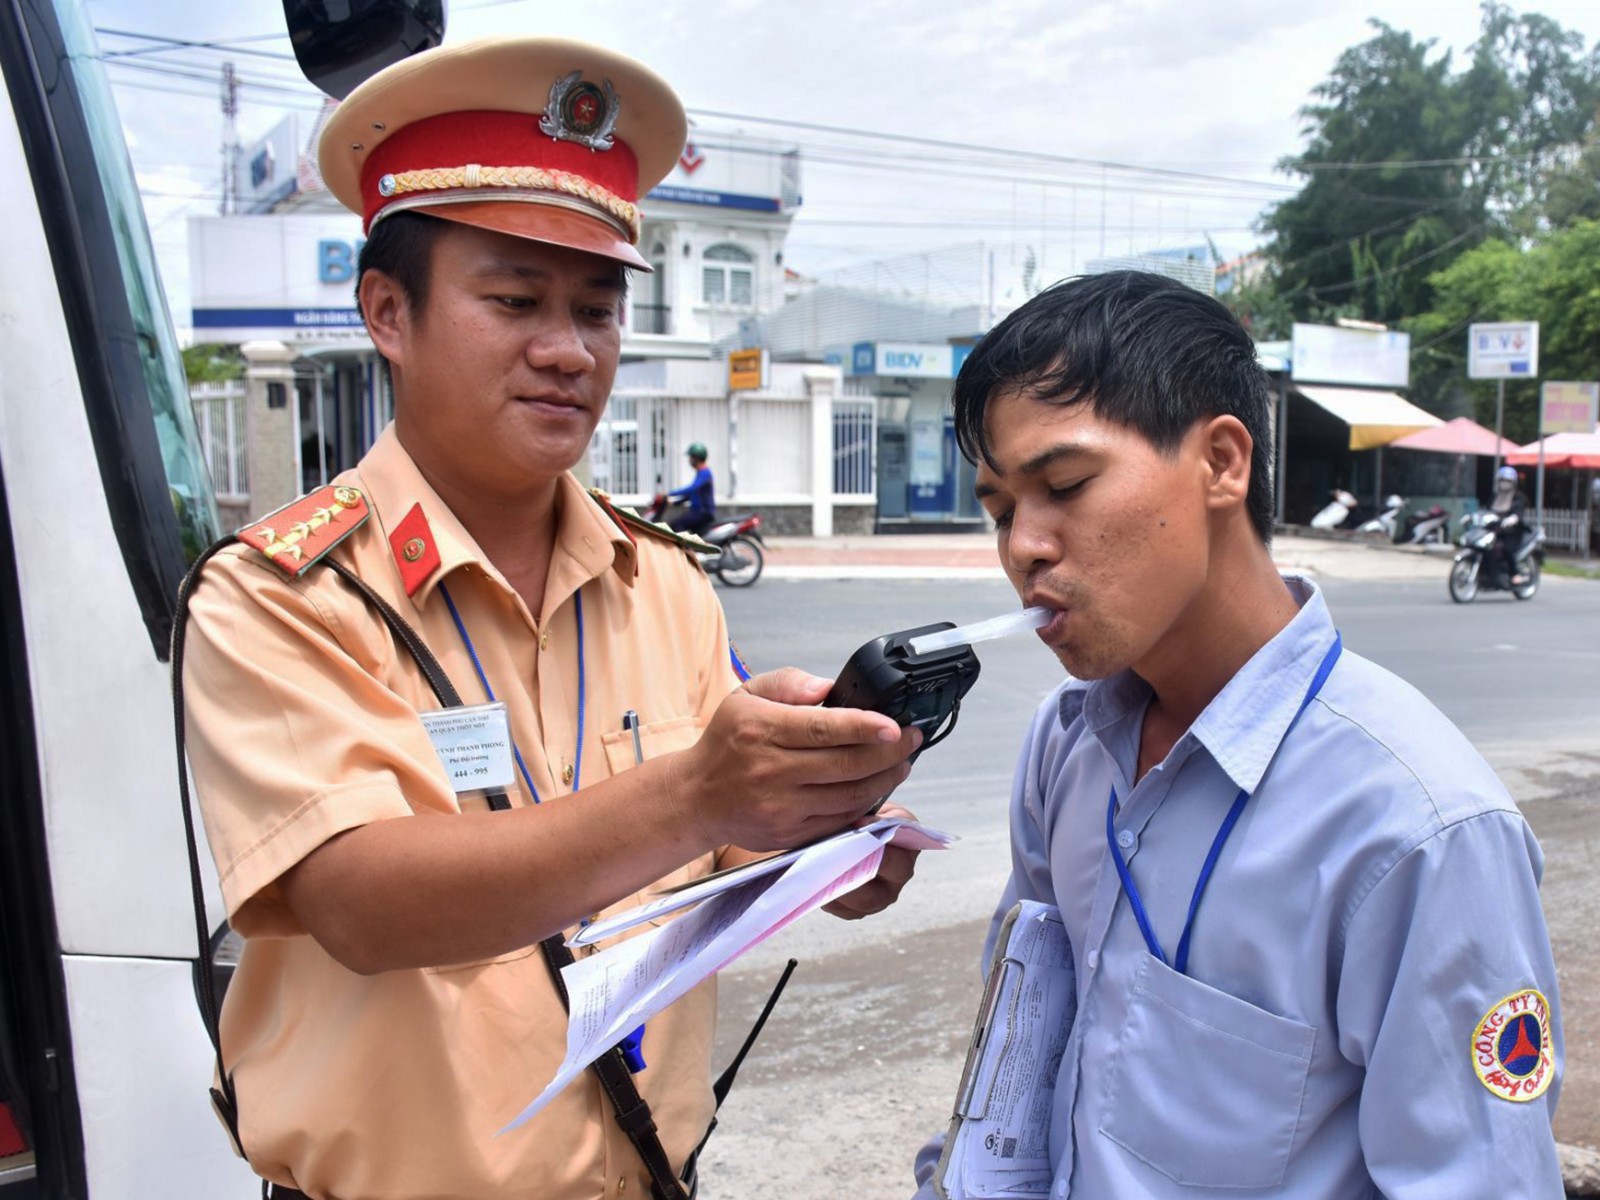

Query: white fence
<box><xmin>592</xmin><ymin>394</ymin><xmax>875</xmax><ymax>507</ymax></box>
<box><xmin>190</xmin><ymin>380</ymin><xmax>249</xmax><ymax>500</ymax></box>
<box><xmin>1538</xmin><ymin>507</ymin><xmax>1592</xmax><ymax>554</ymax></box>
<box><xmin>833</xmin><ymin>400</ymin><xmax>875</xmax><ymax>497</ymax></box>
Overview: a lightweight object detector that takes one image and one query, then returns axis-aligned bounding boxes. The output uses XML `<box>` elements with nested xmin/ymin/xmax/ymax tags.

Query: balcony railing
<box><xmin>628</xmin><ymin>303</ymin><xmax>671</xmax><ymax>335</ymax></box>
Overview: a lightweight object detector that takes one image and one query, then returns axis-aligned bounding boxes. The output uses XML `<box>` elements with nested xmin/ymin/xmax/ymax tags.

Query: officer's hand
<box><xmin>824</xmin><ymin>801</ymin><xmax>921</xmax><ymax>921</ymax></box>
<box><xmin>674</xmin><ymin>668</ymin><xmax>921</xmax><ymax>852</ymax></box>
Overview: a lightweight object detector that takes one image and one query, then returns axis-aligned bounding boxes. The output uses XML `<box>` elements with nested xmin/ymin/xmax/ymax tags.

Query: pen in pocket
<box><xmin>622</xmin><ymin>710</ymin><xmax>643</xmax><ymax>765</ymax></box>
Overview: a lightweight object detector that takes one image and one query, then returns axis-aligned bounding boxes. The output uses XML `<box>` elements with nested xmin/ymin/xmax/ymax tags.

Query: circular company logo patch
<box><xmin>1472</xmin><ymin>988</ymin><xmax>1553</xmax><ymax>1102</ymax></box>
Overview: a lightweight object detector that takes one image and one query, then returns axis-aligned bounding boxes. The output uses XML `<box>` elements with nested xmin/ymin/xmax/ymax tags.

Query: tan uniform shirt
<box><xmin>184</xmin><ymin>427</ymin><xmax>742</xmax><ymax>1199</ymax></box>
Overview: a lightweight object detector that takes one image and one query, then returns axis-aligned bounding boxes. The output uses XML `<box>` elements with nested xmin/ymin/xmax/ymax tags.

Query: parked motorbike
<box><xmin>1356</xmin><ymin>494</ymin><xmax>1407</xmax><ymax>541</ymax></box>
<box><xmin>1402</xmin><ymin>505</ymin><xmax>1449</xmax><ymax>545</ymax></box>
<box><xmin>1448</xmin><ymin>511</ymin><xmax>1545</xmax><ymax>603</ymax></box>
<box><xmin>644</xmin><ymin>496</ymin><xmax>767</xmax><ymax>587</ymax></box>
<box><xmin>1310</xmin><ymin>489</ymin><xmax>1359</xmax><ymax>530</ymax></box>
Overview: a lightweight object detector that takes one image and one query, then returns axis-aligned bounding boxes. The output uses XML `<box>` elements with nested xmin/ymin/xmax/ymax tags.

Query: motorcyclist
<box><xmin>1488</xmin><ymin>464</ymin><xmax>1530</xmax><ymax>586</ymax></box>
<box><xmin>665</xmin><ymin>442</ymin><xmax>717</xmax><ymax>536</ymax></box>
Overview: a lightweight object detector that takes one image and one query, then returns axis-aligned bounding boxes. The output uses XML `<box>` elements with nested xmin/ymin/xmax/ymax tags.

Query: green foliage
<box><xmin>1255</xmin><ymin>4</ymin><xmax>1599</xmax><ymax>330</ymax></box>
<box><xmin>1405</xmin><ymin>220</ymin><xmax>1600</xmax><ymax>442</ymax></box>
<box><xmin>182</xmin><ymin>342</ymin><xmax>245</xmax><ymax>383</ymax></box>
<box><xmin>1545</xmin><ymin>133</ymin><xmax>1600</xmax><ymax>228</ymax></box>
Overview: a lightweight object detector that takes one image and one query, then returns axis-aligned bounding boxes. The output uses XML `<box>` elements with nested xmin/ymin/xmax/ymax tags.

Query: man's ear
<box><xmin>1200</xmin><ymin>414</ymin><xmax>1253</xmax><ymax>514</ymax></box>
<box><xmin>358</xmin><ymin>270</ymin><xmax>411</xmax><ymax>366</ymax></box>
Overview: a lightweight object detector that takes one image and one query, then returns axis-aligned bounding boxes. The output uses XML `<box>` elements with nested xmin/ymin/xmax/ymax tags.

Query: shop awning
<box><xmin>1505</xmin><ymin>427</ymin><xmax>1600</xmax><ymax>470</ymax></box>
<box><xmin>1388</xmin><ymin>416</ymin><xmax>1517</xmax><ymax>457</ymax></box>
<box><xmin>1293</xmin><ymin>384</ymin><xmax>1442</xmax><ymax>451</ymax></box>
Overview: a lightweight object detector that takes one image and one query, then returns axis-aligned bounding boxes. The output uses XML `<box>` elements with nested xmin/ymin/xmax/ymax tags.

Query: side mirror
<box><xmin>282</xmin><ymin>0</ymin><xmax>447</xmax><ymax>99</ymax></box>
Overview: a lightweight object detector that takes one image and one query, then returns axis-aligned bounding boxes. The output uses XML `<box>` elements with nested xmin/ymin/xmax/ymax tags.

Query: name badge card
<box><xmin>419</xmin><ymin>702</ymin><xmax>515</xmax><ymax>793</ymax></box>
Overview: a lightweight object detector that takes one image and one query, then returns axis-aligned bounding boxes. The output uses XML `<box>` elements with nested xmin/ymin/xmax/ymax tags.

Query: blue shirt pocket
<box><xmin>1098</xmin><ymin>954</ymin><xmax>1315</xmax><ymax>1189</ymax></box>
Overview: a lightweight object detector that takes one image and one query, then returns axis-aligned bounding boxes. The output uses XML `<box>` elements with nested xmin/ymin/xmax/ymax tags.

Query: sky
<box><xmin>83</xmin><ymin>0</ymin><xmax>1600</xmax><ymax>328</ymax></box>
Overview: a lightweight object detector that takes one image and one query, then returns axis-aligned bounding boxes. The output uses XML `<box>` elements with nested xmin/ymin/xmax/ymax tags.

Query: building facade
<box><xmin>188</xmin><ymin>120</ymin><xmax>869</xmax><ymax>529</ymax></box>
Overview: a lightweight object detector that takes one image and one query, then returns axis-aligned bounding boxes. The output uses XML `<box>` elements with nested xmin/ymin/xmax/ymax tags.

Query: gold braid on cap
<box><xmin>376</xmin><ymin>163</ymin><xmax>640</xmax><ymax>241</ymax></box>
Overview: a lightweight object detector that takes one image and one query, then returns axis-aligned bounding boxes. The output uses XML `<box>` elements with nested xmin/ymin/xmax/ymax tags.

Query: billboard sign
<box><xmin>727</xmin><ymin>348</ymin><xmax>768</xmax><ymax>392</ymax></box>
<box><xmin>645</xmin><ymin>130</ymin><xmax>800</xmax><ymax>214</ymax></box>
<box><xmin>1291</xmin><ymin>323</ymin><xmax>1411</xmax><ymax>388</ymax></box>
<box><xmin>237</xmin><ymin>115</ymin><xmax>301</xmax><ymax>213</ymax></box>
<box><xmin>190</xmin><ymin>212</ymin><xmax>369</xmax><ymax>343</ymax></box>
<box><xmin>846</xmin><ymin>342</ymin><xmax>957</xmax><ymax>379</ymax></box>
<box><xmin>1540</xmin><ymin>381</ymin><xmax>1599</xmax><ymax>435</ymax></box>
<box><xmin>1468</xmin><ymin>322</ymin><xmax>1539</xmax><ymax>379</ymax></box>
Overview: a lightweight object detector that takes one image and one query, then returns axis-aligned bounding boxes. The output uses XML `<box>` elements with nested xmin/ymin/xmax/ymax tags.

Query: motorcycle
<box><xmin>1448</xmin><ymin>511</ymin><xmax>1545</xmax><ymax>603</ymax></box>
<box><xmin>1356</xmin><ymin>494</ymin><xmax>1407</xmax><ymax>541</ymax></box>
<box><xmin>1309</xmin><ymin>488</ymin><xmax>1359</xmax><ymax>530</ymax></box>
<box><xmin>644</xmin><ymin>496</ymin><xmax>767</xmax><ymax>587</ymax></box>
<box><xmin>1402</xmin><ymin>504</ymin><xmax>1449</xmax><ymax>545</ymax></box>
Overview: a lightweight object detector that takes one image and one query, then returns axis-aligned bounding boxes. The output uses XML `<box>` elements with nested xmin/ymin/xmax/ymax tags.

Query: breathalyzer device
<box><xmin>822</xmin><ymin>607</ymin><xmax>1052</xmax><ymax>760</ymax></box>
<box><xmin>823</xmin><ymin>623</ymin><xmax>982</xmax><ymax>756</ymax></box>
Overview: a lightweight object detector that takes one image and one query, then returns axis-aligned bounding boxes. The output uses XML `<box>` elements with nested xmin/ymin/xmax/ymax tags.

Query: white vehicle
<box><xmin>1309</xmin><ymin>488</ymin><xmax>1358</xmax><ymax>530</ymax></box>
<box><xmin>1355</xmin><ymin>494</ymin><xmax>1407</xmax><ymax>541</ymax></box>
<box><xmin>0</xmin><ymin>3</ymin><xmax>439</xmax><ymax>1195</ymax></box>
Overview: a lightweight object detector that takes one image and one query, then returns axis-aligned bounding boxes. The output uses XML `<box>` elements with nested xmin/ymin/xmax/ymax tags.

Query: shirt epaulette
<box><xmin>235</xmin><ymin>485</ymin><xmax>371</xmax><ymax>579</ymax></box>
<box><xmin>588</xmin><ymin>488</ymin><xmax>716</xmax><ymax>559</ymax></box>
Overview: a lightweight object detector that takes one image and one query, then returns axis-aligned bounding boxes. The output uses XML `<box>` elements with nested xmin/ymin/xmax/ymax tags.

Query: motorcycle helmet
<box><xmin>1496</xmin><ymin>465</ymin><xmax>1518</xmax><ymax>483</ymax></box>
<box><xmin>686</xmin><ymin>441</ymin><xmax>708</xmax><ymax>463</ymax></box>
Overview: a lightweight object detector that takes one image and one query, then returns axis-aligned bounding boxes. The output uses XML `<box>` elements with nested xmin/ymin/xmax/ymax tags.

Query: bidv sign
<box><xmin>849</xmin><ymin>342</ymin><xmax>957</xmax><ymax>378</ymax></box>
<box><xmin>318</xmin><ymin>238</ymin><xmax>367</xmax><ymax>285</ymax></box>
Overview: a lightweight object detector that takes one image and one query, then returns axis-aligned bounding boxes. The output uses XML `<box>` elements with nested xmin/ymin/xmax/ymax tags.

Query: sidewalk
<box><xmin>761</xmin><ymin>530</ymin><xmax>1453</xmax><ymax>582</ymax></box>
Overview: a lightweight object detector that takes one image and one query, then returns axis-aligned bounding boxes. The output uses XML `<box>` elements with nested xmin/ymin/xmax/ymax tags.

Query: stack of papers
<box><xmin>935</xmin><ymin>901</ymin><xmax>1076</xmax><ymax>1199</ymax></box>
<box><xmin>502</xmin><ymin>817</ymin><xmax>952</xmax><ymax>1133</ymax></box>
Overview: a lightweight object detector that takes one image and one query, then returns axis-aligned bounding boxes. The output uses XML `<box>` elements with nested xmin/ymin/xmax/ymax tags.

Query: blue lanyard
<box><xmin>1107</xmin><ymin>633</ymin><xmax>1342</xmax><ymax>976</ymax></box>
<box><xmin>437</xmin><ymin>581</ymin><xmax>587</xmax><ymax>805</ymax></box>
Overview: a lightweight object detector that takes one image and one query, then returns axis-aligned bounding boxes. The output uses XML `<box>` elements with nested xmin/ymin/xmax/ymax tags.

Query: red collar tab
<box><xmin>237</xmin><ymin>486</ymin><xmax>370</xmax><ymax>579</ymax></box>
<box><xmin>389</xmin><ymin>503</ymin><xmax>443</xmax><ymax>597</ymax></box>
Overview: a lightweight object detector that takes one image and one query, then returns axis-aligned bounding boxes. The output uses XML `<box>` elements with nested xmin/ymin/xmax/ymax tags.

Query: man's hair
<box><xmin>953</xmin><ymin>270</ymin><xmax>1276</xmax><ymax>543</ymax></box>
<box><xmin>355</xmin><ymin>211</ymin><xmax>450</xmax><ymax>320</ymax></box>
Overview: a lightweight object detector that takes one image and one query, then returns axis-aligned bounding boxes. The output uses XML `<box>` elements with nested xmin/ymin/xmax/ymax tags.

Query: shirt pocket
<box><xmin>598</xmin><ymin>715</ymin><xmax>715</xmax><ymax>923</ymax></box>
<box><xmin>599</xmin><ymin>714</ymin><xmax>703</xmax><ymax>777</ymax></box>
<box><xmin>1098</xmin><ymin>954</ymin><xmax>1315</xmax><ymax>1189</ymax></box>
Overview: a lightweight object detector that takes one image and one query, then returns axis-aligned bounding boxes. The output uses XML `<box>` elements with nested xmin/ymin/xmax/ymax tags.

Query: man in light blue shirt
<box><xmin>915</xmin><ymin>270</ymin><xmax>1561</xmax><ymax>1197</ymax></box>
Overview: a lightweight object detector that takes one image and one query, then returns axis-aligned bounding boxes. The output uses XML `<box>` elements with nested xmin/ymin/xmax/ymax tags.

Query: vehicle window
<box><xmin>53</xmin><ymin>0</ymin><xmax>220</xmax><ymax>560</ymax></box>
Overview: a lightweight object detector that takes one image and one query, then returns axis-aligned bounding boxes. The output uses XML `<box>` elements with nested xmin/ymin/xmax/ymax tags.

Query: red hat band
<box><xmin>358</xmin><ymin>109</ymin><xmax>642</xmax><ymax>240</ymax></box>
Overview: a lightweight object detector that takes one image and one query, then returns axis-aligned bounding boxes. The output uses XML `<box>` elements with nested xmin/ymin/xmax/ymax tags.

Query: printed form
<box><xmin>502</xmin><ymin>818</ymin><xmax>952</xmax><ymax>1133</ymax></box>
<box><xmin>935</xmin><ymin>900</ymin><xmax>1076</xmax><ymax>1199</ymax></box>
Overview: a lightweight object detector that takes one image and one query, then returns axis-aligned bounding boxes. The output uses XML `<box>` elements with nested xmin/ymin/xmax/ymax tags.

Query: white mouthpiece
<box><xmin>908</xmin><ymin>606</ymin><xmax>1053</xmax><ymax>655</ymax></box>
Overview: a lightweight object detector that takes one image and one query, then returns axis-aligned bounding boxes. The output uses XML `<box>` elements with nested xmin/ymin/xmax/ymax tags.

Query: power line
<box><xmin>687</xmin><ymin>108</ymin><xmax>1298</xmax><ymax>195</ymax></box>
<box><xmin>1303</xmin><ymin>224</ymin><xmax>1488</xmax><ymax>299</ymax></box>
<box><xmin>1294</xmin><ymin>154</ymin><xmax>1540</xmax><ymax>172</ymax></box>
<box><xmin>104</xmin><ymin>57</ymin><xmax>323</xmax><ymax>101</ymax></box>
<box><xmin>95</xmin><ymin>26</ymin><xmax>297</xmax><ymax>62</ymax></box>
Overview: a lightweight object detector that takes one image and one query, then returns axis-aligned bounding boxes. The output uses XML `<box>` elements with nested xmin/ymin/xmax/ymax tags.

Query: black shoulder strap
<box><xmin>170</xmin><ymin>535</ymin><xmax>245</xmax><ymax>1153</ymax></box>
<box><xmin>171</xmin><ymin>542</ymin><xmax>693</xmax><ymax>1198</ymax></box>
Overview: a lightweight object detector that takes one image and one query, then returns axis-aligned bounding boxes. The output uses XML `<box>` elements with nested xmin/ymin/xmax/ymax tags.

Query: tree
<box><xmin>182</xmin><ymin>342</ymin><xmax>245</xmax><ymax>383</ymax></box>
<box><xmin>1461</xmin><ymin>3</ymin><xmax>1600</xmax><ymax>235</ymax></box>
<box><xmin>1407</xmin><ymin>220</ymin><xmax>1600</xmax><ymax>443</ymax></box>
<box><xmin>1257</xmin><ymin>5</ymin><xmax>1599</xmax><ymax>330</ymax></box>
<box><xmin>1543</xmin><ymin>127</ymin><xmax>1600</xmax><ymax>228</ymax></box>
<box><xmin>1260</xmin><ymin>21</ymin><xmax>1480</xmax><ymax>328</ymax></box>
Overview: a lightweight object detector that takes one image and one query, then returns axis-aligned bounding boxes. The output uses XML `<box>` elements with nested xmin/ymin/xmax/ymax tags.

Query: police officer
<box><xmin>666</xmin><ymin>442</ymin><xmax>716</xmax><ymax>536</ymax></box>
<box><xmin>180</xmin><ymin>37</ymin><xmax>921</xmax><ymax>1200</ymax></box>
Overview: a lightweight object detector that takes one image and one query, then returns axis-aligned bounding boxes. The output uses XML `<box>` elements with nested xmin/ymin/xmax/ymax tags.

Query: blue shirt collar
<box><xmin>1060</xmin><ymin>575</ymin><xmax>1337</xmax><ymax>795</ymax></box>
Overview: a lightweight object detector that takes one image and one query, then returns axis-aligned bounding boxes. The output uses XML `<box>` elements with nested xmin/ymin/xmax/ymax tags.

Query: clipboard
<box><xmin>568</xmin><ymin>818</ymin><xmax>953</xmax><ymax>947</ymax></box>
<box><xmin>933</xmin><ymin>900</ymin><xmax>1075</xmax><ymax>1200</ymax></box>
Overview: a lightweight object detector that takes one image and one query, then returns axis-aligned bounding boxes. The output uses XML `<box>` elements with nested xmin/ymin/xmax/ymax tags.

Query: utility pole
<box><xmin>220</xmin><ymin>61</ymin><xmax>239</xmax><ymax>215</ymax></box>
